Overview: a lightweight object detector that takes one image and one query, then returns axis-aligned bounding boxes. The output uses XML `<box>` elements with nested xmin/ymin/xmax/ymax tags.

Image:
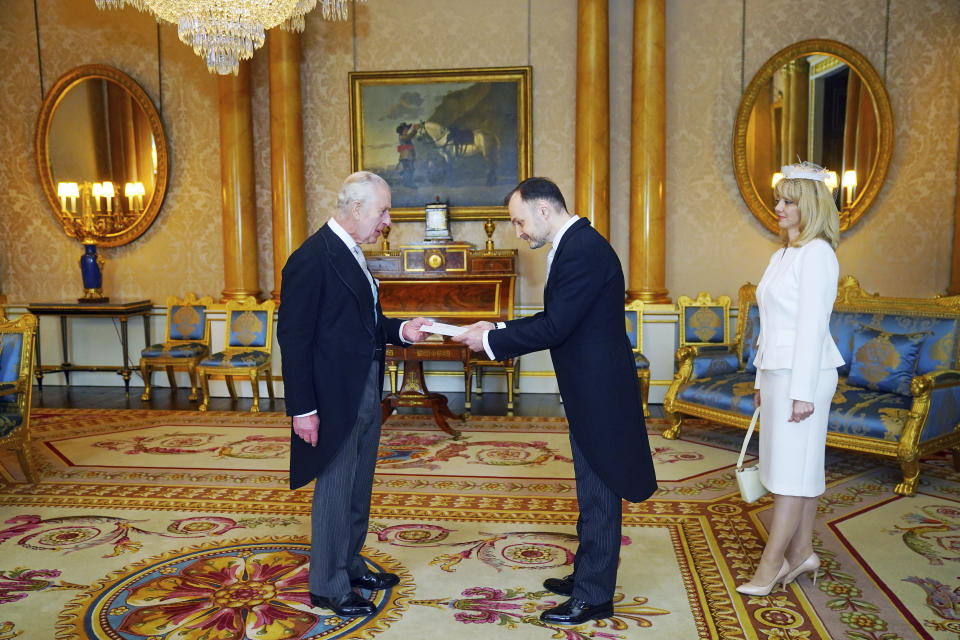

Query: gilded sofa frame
<box><xmin>0</xmin><ymin>314</ymin><xmax>39</xmax><ymax>482</ymax></box>
<box><xmin>663</xmin><ymin>276</ymin><xmax>960</xmax><ymax>497</ymax></box>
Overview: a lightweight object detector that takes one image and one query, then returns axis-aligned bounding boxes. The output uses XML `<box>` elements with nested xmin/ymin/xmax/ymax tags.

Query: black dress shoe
<box><xmin>309</xmin><ymin>591</ymin><xmax>376</xmax><ymax>617</ymax></box>
<box><xmin>543</xmin><ymin>574</ymin><xmax>574</xmax><ymax>596</ymax></box>
<box><xmin>350</xmin><ymin>571</ymin><xmax>399</xmax><ymax>591</ymax></box>
<box><xmin>540</xmin><ymin>597</ymin><xmax>614</xmax><ymax>625</ymax></box>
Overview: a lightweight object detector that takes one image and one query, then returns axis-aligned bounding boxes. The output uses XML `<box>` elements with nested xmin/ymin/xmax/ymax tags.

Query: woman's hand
<box><xmin>789</xmin><ymin>400</ymin><xmax>814</xmax><ymax>422</ymax></box>
<box><xmin>753</xmin><ymin>391</ymin><xmax>761</xmax><ymax>408</ymax></box>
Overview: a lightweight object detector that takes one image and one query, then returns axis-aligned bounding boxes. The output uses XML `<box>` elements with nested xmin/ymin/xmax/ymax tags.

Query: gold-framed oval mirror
<box><xmin>35</xmin><ymin>64</ymin><xmax>168</xmax><ymax>247</ymax></box>
<box><xmin>733</xmin><ymin>39</ymin><xmax>893</xmax><ymax>234</ymax></box>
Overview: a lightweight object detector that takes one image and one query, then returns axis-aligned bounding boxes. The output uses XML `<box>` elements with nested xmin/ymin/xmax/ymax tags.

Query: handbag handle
<box><xmin>737</xmin><ymin>407</ymin><xmax>761</xmax><ymax>470</ymax></box>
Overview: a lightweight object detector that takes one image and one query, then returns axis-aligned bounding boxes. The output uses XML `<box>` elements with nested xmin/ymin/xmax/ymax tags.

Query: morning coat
<box><xmin>487</xmin><ymin>217</ymin><xmax>658</xmax><ymax>502</ymax></box>
<box><xmin>277</xmin><ymin>222</ymin><xmax>404</xmax><ymax>489</ymax></box>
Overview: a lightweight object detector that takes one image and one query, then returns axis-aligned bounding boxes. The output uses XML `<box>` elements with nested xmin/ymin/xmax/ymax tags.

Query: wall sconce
<box><xmin>771</xmin><ymin>172</ymin><xmax>783</xmax><ymax>188</ymax></box>
<box><xmin>842</xmin><ymin>170</ymin><xmax>857</xmax><ymax>206</ymax></box>
<box><xmin>125</xmin><ymin>181</ymin><xmax>145</xmax><ymax>212</ymax></box>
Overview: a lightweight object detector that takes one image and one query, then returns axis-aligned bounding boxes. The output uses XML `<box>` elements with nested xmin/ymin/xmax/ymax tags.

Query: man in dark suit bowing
<box><xmin>455</xmin><ymin>177</ymin><xmax>658</xmax><ymax>625</ymax></box>
<box><xmin>278</xmin><ymin>171</ymin><xmax>429</xmax><ymax>618</ymax></box>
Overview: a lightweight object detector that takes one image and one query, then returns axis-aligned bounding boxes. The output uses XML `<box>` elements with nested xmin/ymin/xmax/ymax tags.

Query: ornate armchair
<box><xmin>624</xmin><ymin>300</ymin><xmax>650</xmax><ymax>417</ymax></box>
<box><xmin>139</xmin><ymin>293</ymin><xmax>213</xmax><ymax>401</ymax></box>
<box><xmin>677</xmin><ymin>291</ymin><xmax>731</xmax><ymax>348</ymax></box>
<box><xmin>0</xmin><ymin>314</ymin><xmax>39</xmax><ymax>482</ymax></box>
<box><xmin>197</xmin><ymin>297</ymin><xmax>276</xmax><ymax>413</ymax></box>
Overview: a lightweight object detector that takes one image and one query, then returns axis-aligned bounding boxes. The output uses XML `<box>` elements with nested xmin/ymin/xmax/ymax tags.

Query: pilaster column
<box><xmin>626</xmin><ymin>0</ymin><xmax>669</xmax><ymax>303</ymax></box>
<box><xmin>575</xmin><ymin>0</ymin><xmax>610</xmax><ymax>239</ymax></box>
<box><xmin>218</xmin><ymin>61</ymin><xmax>261</xmax><ymax>302</ymax></box>
<box><xmin>267</xmin><ymin>29</ymin><xmax>307</xmax><ymax>303</ymax></box>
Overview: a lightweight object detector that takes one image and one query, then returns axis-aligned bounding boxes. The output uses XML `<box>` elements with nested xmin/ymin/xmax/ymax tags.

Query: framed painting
<box><xmin>349</xmin><ymin>66</ymin><xmax>532</xmax><ymax>221</ymax></box>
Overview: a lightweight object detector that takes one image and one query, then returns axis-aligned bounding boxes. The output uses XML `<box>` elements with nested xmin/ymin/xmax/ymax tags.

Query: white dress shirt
<box><xmin>481</xmin><ymin>215</ymin><xmax>580</xmax><ymax>360</ymax></box>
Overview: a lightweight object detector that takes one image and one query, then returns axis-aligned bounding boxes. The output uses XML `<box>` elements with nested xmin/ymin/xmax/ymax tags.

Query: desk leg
<box><xmin>60</xmin><ymin>316</ymin><xmax>70</xmax><ymax>386</ymax></box>
<box><xmin>380</xmin><ymin>360</ymin><xmax>462</xmax><ymax>439</ymax></box>
<box><xmin>119</xmin><ymin>318</ymin><xmax>131</xmax><ymax>395</ymax></box>
<box><xmin>34</xmin><ymin>322</ymin><xmax>43</xmax><ymax>391</ymax></box>
<box><xmin>143</xmin><ymin>313</ymin><xmax>151</xmax><ymax>348</ymax></box>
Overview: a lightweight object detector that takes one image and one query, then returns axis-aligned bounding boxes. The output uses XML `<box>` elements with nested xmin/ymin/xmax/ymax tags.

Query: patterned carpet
<box><xmin>0</xmin><ymin>408</ymin><xmax>958</xmax><ymax>639</ymax></box>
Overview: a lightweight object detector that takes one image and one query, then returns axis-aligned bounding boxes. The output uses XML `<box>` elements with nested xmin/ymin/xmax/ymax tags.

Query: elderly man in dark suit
<box><xmin>278</xmin><ymin>171</ymin><xmax>429</xmax><ymax>618</ymax></box>
<box><xmin>456</xmin><ymin>177</ymin><xmax>658</xmax><ymax>626</ymax></box>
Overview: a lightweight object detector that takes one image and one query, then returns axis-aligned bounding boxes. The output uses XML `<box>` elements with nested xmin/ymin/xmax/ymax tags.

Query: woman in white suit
<box><xmin>736</xmin><ymin>162</ymin><xmax>844</xmax><ymax>596</ymax></box>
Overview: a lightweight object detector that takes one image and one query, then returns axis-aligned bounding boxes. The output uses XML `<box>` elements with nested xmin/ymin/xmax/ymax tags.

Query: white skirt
<box><xmin>757</xmin><ymin>367</ymin><xmax>838</xmax><ymax>497</ymax></box>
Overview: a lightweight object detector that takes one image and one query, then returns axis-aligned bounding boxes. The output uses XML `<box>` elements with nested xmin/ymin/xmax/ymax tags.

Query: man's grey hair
<box><xmin>336</xmin><ymin>171</ymin><xmax>389</xmax><ymax>213</ymax></box>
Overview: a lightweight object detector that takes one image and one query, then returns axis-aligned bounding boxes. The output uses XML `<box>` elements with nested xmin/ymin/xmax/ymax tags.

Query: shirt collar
<box><xmin>550</xmin><ymin>215</ymin><xmax>580</xmax><ymax>250</ymax></box>
<box><xmin>327</xmin><ymin>217</ymin><xmax>360</xmax><ymax>253</ymax></box>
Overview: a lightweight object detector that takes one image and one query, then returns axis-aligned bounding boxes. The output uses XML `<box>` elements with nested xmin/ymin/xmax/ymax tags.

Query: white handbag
<box><xmin>736</xmin><ymin>407</ymin><xmax>768</xmax><ymax>503</ymax></box>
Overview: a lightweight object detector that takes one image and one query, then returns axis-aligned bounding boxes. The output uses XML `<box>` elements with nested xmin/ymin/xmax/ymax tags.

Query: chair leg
<box><xmin>198</xmin><ymin>369</ymin><xmax>210</xmax><ymax>411</ymax></box>
<box><xmin>187</xmin><ymin>363</ymin><xmax>199</xmax><ymax>401</ymax></box>
<box><xmin>140</xmin><ymin>360</ymin><xmax>152</xmax><ymax>401</ymax></box>
<box><xmin>16</xmin><ymin>443</ymin><xmax>37</xmax><ymax>483</ymax></box>
<box><xmin>225</xmin><ymin>376</ymin><xmax>238</xmax><ymax>401</ymax></box>
<box><xmin>506</xmin><ymin>364</ymin><xmax>515</xmax><ymax>416</ymax></box>
<box><xmin>640</xmin><ymin>371</ymin><xmax>650</xmax><ymax>418</ymax></box>
<box><xmin>464</xmin><ymin>362</ymin><xmax>473</xmax><ymax>413</ymax></box>
<box><xmin>165</xmin><ymin>365</ymin><xmax>177</xmax><ymax>390</ymax></box>
<box><xmin>249</xmin><ymin>369</ymin><xmax>260</xmax><ymax>413</ymax></box>
<box><xmin>475</xmin><ymin>367</ymin><xmax>484</xmax><ymax>395</ymax></box>
<box><xmin>265</xmin><ymin>368</ymin><xmax>275</xmax><ymax>401</ymax></box>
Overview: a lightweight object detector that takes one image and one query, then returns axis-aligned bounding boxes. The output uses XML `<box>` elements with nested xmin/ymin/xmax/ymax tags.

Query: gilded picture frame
<box><xmin>349</xmin><ymin>66</ymin><xmax>532</xmax><ymax>221</ymax></box>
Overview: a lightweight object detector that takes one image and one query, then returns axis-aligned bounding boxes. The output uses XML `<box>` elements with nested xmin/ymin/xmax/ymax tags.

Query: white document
<box><xmin>422</xmin><ymin>322</ymin><xmax>467</xmax><ymax>337</ymax></box>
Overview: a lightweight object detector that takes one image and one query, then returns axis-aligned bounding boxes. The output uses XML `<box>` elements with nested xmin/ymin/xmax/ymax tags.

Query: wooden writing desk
<box><xmin>367</xmin><ymin>243</ymin><xmax>517</xmax><ymax>437</ymax></box>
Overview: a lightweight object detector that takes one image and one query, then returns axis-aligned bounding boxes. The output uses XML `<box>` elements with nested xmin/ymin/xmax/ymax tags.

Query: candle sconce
<box><xmin>56</xmin><ymin>181</ymin><xmax>112</xmax><ymax>302</ymax></box>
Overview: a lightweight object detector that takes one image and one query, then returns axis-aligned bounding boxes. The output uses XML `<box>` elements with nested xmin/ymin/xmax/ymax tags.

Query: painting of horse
<box><xmin>349</xmin><ymin>67</ymin><xmax>531</xmax><ymax>219</ymax></box>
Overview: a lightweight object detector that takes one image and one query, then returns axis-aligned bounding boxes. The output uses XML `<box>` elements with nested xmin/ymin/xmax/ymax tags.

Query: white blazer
<box><xmin>753</xmin><ymin>238</ymin><xmax>845</xmax><ymax>402</ymax></box>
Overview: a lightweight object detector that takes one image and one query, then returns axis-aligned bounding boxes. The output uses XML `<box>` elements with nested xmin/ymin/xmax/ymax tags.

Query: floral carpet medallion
<box><xmin>58</xmin><ymin>538</ymin><xmax>410</xmax><ymax>640</ymax></box>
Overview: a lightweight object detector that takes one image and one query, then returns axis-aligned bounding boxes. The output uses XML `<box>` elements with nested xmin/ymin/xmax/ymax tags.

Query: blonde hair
<box><xmin>775</xmin><ymin>177</ymin><xmax>840</xmax><ymax>250</ymax></box>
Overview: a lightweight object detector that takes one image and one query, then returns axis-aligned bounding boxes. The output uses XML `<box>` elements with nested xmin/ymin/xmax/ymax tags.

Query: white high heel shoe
<box><xmin>782</xmin><ymin>553</ymin><xmax>821</xmax><ymax>589</ymax></box>
<box><xmin>736</xmin><ymin>558</ymin><xmax>790</xmax><ymax>596</ymax></box>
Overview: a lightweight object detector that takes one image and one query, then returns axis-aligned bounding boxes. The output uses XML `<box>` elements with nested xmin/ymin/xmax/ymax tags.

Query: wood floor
<box><xmin>31</xmin><ymin>384</ymin><xmax>665</xmax><ymax>419</ymax></box>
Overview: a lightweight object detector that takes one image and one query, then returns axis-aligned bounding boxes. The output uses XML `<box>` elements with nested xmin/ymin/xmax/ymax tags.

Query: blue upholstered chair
<box><xmin>197</xmin><ymin>297</ymin><xmax>275</xmax><ymax>413</ymax></box>
<box><xmin>677</xmin><ymin>292</ymin><xmax>731</xmax><ymax>349</ymax></box>
<box><xmin>624</xmin><ymin>300</ymin><xmax>650</xmax><ymax>417</ymax></box>
<box><xmin>0</xmin><ymin>314</ymin><xmax>39</xmax><ymax>482</ymax></box>
<box><xmin>139</xmin><ymin>293</ymin><xmax>213</xmax><ymax>401</ymax></box>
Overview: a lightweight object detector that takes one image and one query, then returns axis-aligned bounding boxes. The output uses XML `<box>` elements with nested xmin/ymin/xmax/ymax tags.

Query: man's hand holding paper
<box><xmin>453</xmin><ymin>321</ymin><xmax>495</xmax><ymax>352</ymax></box>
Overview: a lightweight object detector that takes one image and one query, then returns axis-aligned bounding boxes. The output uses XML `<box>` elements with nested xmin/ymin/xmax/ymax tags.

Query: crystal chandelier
<box><xmin>94</xmin><ymin>0</ymin><xmax>360</xmax><ymax>75</ymax></box>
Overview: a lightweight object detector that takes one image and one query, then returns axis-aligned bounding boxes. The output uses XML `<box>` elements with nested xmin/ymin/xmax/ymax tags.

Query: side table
<box><xmin>26</xmin><ymin>300</ymin><xmax>152</xmax><ymax>394</ymax></box>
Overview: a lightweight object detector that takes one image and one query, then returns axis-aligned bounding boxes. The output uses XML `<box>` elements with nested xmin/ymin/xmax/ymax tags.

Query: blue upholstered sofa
<box><xmin>663</xmin><ymin>276</ymin><xmax>960</xmax><ymax>496</ymax></box>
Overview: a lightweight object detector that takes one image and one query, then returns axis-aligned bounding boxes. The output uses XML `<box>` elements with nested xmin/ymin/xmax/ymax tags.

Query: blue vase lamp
<box><xmin>78</xmin><ymin>241</ymin><xmax>108</xmax><ymax>303</ymax></box>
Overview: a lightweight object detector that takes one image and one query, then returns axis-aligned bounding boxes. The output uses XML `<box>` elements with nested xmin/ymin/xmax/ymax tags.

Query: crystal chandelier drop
<box><xmin>94</xmin><ymin>0</ymin><xmax>361</xmax><ymax>75</ymax></box>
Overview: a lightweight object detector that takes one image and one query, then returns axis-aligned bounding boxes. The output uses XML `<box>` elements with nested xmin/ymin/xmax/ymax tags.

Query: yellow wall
<box><xmin>1</xmin><ymin>0</ymin><xmax>958</xmax><ymax>306</ymax></box>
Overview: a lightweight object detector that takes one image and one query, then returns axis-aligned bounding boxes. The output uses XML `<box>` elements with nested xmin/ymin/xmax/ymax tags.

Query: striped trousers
<box><xmin>570</xmin><ymin>434</ymin><xmax>623</xmax><ymax>604</ymax></box>
<box><xmin>309</xmin><ymin>361</ymin><xmax>382</xmax><ymax>597</ymax></box>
